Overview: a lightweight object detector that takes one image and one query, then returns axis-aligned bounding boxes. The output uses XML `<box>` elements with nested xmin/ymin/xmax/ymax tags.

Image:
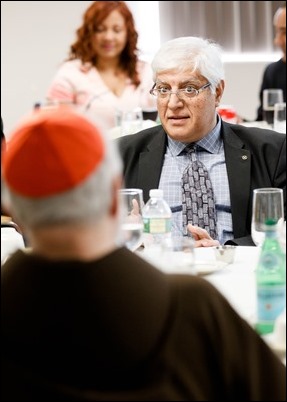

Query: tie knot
<box><xmin>185</xmin><ymin>143</ymin><xmax>197</xmax><ymax>154</ymax></box>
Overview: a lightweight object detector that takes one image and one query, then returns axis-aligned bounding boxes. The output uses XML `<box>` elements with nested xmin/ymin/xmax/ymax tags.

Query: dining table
<box><xmin>240</xmin><ymin>120</ymin><xmax>286</xmax><ymax>134</ymax></box>
<box><xmin>108</xmin><ymin>119</ymin><xmax>158</xmax><ymax>139</ymax></box>
<box><xmin>138</xmin><ymin>245</ymin><xmax>286</xmax><ymax>362</ymax></box>
<box><xmin>139</xmin><ymin>245</ymin><xmax>258</xmax><ymax>321</ymax></box>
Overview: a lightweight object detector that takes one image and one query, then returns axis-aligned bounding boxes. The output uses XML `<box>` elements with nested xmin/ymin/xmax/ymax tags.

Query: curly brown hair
<box><xmin>68</xmin><ymin>1</ymin><xmax>140</xmax><ymax>87</ymax></box>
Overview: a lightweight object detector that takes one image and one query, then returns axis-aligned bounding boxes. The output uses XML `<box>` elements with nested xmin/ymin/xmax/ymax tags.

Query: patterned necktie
<box><xmin>181</xmin><ymin>144</ymin><xmax>218</xmax><ymax>239</ymax></box>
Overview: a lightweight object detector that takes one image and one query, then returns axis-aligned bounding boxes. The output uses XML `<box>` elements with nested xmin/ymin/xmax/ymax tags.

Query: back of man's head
<box><xmin>1</xmin><ymin>108</ymin><xmax>122</xmax><ymax>229</ymax></box>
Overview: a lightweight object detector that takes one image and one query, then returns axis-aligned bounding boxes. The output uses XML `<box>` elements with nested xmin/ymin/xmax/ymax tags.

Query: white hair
<box><xmin>1</xmin><ymin>130</ymin><xmax>123</xmax><ymax>229</ymax></box>
<box><xmin>151</xmin><ymin>36</ymin><xmax>225</xmax><ymax>94</ymax></box>
<box><xmin>274</xmin><ymin>5</ymin><xmax>286</xmax><ymax>23</ymax></box>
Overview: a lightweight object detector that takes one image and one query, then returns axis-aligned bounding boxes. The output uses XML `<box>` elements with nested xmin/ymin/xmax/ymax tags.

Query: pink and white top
<box><xmin>46</xmin><ymin>59</ymin><xmax>156</xmax><ymax>130</ymax></box>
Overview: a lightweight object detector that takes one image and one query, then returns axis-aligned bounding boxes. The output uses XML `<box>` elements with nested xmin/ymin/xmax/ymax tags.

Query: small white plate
<box><xmin>194</xmin><ymin>260</ymin><xmax>228</xmax><ymax>276</ymax></box>
<box><xmin>262</xmin><ymin>333</ymin><xmax>286</xmax><ymax>358</ymax></box>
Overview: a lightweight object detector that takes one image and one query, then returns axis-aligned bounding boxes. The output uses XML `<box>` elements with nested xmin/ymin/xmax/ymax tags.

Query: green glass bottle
<box><xmin>255</xmin><ymin>219</ymin><xmax>286</xmax><ymax>335</ymax></box>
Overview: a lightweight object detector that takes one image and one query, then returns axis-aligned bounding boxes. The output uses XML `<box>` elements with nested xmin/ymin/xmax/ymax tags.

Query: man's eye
<box><xmin>158</xmin><ymin>88</ymin><xmax>170</xmax><ymax>94</ymax></box>
<box><xmin>184</xmin><ymin>86</ymin><xmax>196</xmax><ymax>94</ymax></box>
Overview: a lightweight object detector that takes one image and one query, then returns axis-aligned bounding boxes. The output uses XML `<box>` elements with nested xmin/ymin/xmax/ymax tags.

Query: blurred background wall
<box><xmin>1</xmin><ymin>1</ymin><xmax>282</xmax><ymax>136</ymax></box>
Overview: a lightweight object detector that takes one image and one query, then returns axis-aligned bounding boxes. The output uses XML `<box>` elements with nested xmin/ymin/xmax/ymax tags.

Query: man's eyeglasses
<box><xmin>150</xmin><ymin>82</ymin><xmax>211</xmax><ymax>101</ymax></box>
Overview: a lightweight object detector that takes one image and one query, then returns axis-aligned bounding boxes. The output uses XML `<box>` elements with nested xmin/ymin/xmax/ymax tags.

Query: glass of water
<box><xmin>251</xmin><ymin>188</ymin><xmax>284</xmax><ymax>246</ymax></box>
<box><xmin>121</xmin><ymin>107</ymin><xmax>143</xmax><ymax>136</ymax></box>
<box><xmin>160</xmin><ymin>236</ymin><xmax>195</xmax><ymax>273</ymax></box>
<box><xmin>262</xmin><ymin>89</ymin><xmax>283</xmax><ymax>127</ymax></box>
<box><xmin>119</xmin><ymin>188</ymin><xmax>144</xmax><ymax>251</ymax></box>
<box><xmin>273</xmin><ymin>102</ymin><xmax>286</xmax><ymax>133</ymax></box>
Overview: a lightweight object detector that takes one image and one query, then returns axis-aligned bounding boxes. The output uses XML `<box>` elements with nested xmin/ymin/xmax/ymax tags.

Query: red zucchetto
<box><xmin>2</xmin><ymin>108</ymin><xmax>105</xmax><ymax>197</ymax></box>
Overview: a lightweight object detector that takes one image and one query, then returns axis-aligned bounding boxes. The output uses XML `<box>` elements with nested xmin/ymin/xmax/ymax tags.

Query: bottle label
<box><xmin>260</xmin><ymin>252</ymin><xmax>283</xmax><ymax>268</ymax></box>
<box><xmin>257</xmin><ymin>284</ymin><xmax>286</xmax><ymax>322</ymax></box>
<box><xmin>143</xmin><ymin>218</ymin><xmax>171</xmax><ymax>234</ymax></box>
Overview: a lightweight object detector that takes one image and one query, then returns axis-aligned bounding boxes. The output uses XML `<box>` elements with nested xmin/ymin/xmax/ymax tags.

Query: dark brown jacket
<box><xmin>2</xmin><ymin>247</ymin><xmax>286</xmax><ymax>400</ymax></box>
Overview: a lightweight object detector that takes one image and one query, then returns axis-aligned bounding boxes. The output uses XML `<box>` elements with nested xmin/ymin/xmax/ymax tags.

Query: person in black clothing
<box><xmin>1</xmin><ymin>117</ymin><xmax>7</xmax><ymax>215</ymax></box>
<box><xmin>256</xmin><ymin>4</ymin><xmax>286</xmax><ymax>121</ymax></box>
<box><xmin>1</xmin><ymin>117</ymin><xmax>6</xmax><ymax>151</ymax></box>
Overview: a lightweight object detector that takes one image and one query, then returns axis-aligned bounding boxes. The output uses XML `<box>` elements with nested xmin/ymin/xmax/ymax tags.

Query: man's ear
<box><xmin>215</xmin><ymin>80</ymin><xmax>225</xmax><ymax>107</ymax></box>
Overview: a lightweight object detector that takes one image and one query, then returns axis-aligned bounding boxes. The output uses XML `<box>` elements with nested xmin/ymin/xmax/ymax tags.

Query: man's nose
<box><xmin>167</xmin><ymin>92</ymin><xmax>184</xmax><ymax>107</ymax></box>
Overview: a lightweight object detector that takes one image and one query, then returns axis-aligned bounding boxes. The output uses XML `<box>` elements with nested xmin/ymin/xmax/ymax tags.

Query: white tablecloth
<box><xmin>139</xmin><ymin>245</ymin><xmax>287</xmax><ymax>360</ymax></box>
<box><xmin>108</xmin><ymin>119</ymin><xmax>158</xmax><ymax>139</ymax></box>
<box><xmin>194</xmin><ymin>246</ymin><xmax>259</xmax><ymax>323</ymax></box>
<box><xmin>1</xmin><ymin>227</ymin><xmax>25</xmax><ymax>264</ymax></box>
<box><xmin>239</xmin><ymin>121</ymin><xmax>271</xmax><ymax>129</ymax></box>
<box><xmin>139</xmin><ymin>246</ymin><xmax>260</xmax><ymax>323</ymax></box>
<box><xmin>240</xmin><ymin>120</ymin><xmax>286</xmax><ymax>133</ymax></box>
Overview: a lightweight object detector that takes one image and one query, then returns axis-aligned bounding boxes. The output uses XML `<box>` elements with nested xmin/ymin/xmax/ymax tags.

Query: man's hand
<box><xmin>131</xmin><ymin>198</ymin><xmax>140</xmax><ymax>216</ymax></box>
<box><xmin>187</xmin><ymin>224</ymin><xmax>220</xmax><ymax>247</ymax></box>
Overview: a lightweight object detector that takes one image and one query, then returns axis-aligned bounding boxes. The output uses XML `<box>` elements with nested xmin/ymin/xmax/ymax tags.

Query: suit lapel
<box><xmin>138</xmin><ymin>129</ymin><xmax>167</xmax><ymax>203</ymax></box>
<box><xmin>222</xmin><ymin>124</ymin><xmax>251</xmax><ymax>238</ymax></box>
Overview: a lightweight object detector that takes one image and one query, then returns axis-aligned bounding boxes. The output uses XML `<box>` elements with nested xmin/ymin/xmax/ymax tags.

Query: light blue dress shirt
<box><xmin>159</xmin><ymin>118</ymin><xmax>233</xmax><ymax>244</ymax></box>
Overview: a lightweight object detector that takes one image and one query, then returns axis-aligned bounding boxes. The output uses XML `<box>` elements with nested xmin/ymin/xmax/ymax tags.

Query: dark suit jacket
<box><xmin>117</xmin><ymin>122</ymin><xmax>286</xmax><ymax>246</ymax></box>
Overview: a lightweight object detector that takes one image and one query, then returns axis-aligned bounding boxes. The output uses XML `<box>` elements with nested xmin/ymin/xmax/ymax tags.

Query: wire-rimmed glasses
<box><xmin>149</xmin><ymin>82</ymin><xmax>211</xmax><ymax>101</ymax></box>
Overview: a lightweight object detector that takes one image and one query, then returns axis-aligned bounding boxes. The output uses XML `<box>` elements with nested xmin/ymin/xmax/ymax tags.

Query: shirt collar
<box><xmin>167</xmin><ymin>118</ymin><xmax>222</xmax><ymax>156</ymax></box>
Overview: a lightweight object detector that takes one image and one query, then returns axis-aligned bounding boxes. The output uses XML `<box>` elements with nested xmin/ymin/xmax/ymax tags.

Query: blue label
<box><xmin>257</xmin><ymin>285</ymin><xmax>286</xmax><ymax>322</ymax></box>
<box><xmin>260</xmin><ymin>252</ymin><xmax>283</xmax><ymax>269</ymax></box>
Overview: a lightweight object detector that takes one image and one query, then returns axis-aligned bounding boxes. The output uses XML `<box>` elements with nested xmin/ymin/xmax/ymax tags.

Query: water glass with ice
<box><xmin>262</xmin><ymin>89</ymin><xmax>283</xmax><ymax>127</ymax></box>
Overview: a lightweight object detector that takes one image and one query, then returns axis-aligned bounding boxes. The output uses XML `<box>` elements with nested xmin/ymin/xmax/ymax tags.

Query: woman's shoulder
<box><xmin>56</xmin><ymin>59</ymin><xmax>93</xmax><ymax>74</ymax></box>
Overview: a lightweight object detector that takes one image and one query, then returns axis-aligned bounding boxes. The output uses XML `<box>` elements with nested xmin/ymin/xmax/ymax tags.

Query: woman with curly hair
<box><xmin>46</xmin><ymin>1</ymin><xmax>156</xmax><ymax>130</ymax></box>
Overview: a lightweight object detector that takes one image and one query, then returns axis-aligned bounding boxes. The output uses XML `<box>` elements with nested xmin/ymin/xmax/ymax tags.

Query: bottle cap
<box><xmin>264</xmin><ymin>219</ymin><xmax>279</xmax><ymax>232</ymax></box>
<box><xmin>149</xmin><ymin>189</ymin><xmax>163</xmax><ymax>198</ymax></box>
<box><xmin>265</xmin><ymin>219</ymin><xmax>277</xmax><ymax>226</ymax></box>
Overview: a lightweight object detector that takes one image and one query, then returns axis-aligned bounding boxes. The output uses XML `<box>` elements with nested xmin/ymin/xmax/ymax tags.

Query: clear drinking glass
<box><xmin>273</xmin><ymin>102</ymin><xmax>286</xmax><ymax>133</ymax></box>
<box><xmin>262</xmin><ymin>89</ymin><xmax>283</xmax><ymax>127</ymax></box>
<box><xmin>251</xmin><ymin>188</ymin><xmax>284</xmax><ymax>246</ymax></box>
<box><xmin>277</xmin><ymin>220</ymin><xmax>286</xmax><ymax>253</ymax></box>
<box><xmin>121</xmin><ymin>107</ymin><xmax>143</xmax><ymax>135</ymax></box>
<box><xmin>119</xmin><ymin>188</ymin><xmax>144</xmax><ymax>251</ymax></box>
<box><xmin>160</xmin><ymin>236</ymin><xmax>195</xmax><ymax>273</ymax></box>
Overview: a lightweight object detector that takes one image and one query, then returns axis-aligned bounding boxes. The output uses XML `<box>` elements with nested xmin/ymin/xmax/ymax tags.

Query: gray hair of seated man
<box><xmin>151</xmin><ymin>36</ymin><xmax>225</xmax><ymax>94</ymax></box>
